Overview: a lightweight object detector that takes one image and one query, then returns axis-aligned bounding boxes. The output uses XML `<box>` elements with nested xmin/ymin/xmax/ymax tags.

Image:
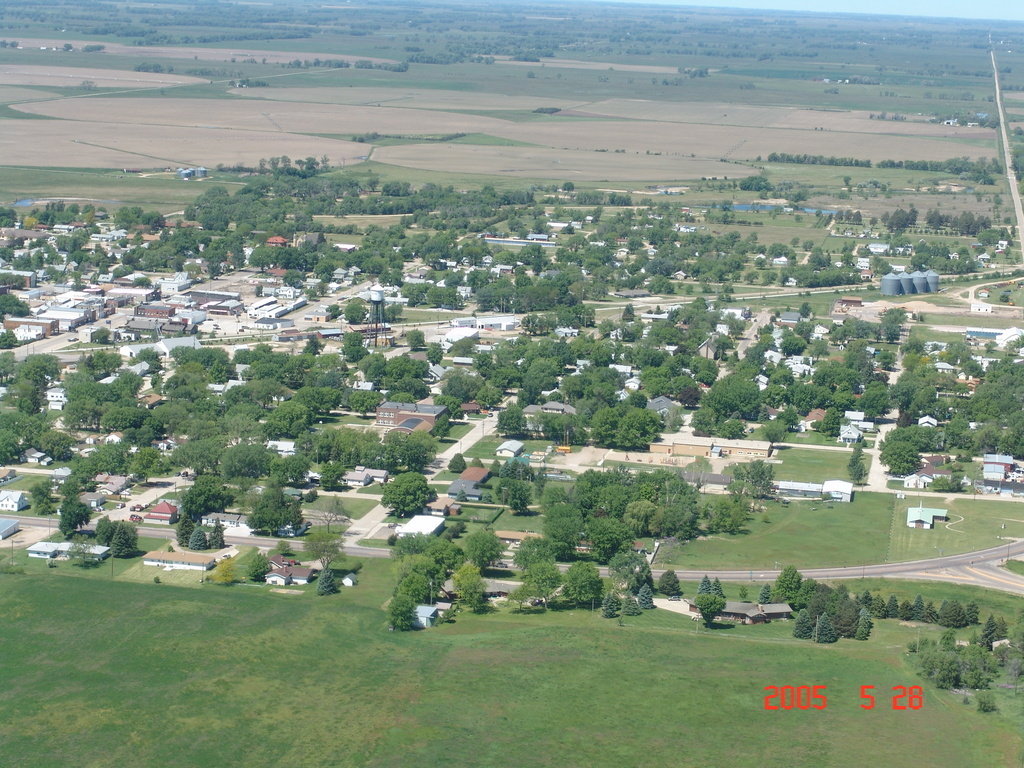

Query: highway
<box><xmin>991</xmin><ymin>44</ymin><xmax>1024</xmax><ymax>260</ymax></box>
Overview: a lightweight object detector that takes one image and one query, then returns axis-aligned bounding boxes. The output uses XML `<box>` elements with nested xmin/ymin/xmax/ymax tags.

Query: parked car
<box><xmin>129</xmin><ymin>514</ymin><xmax>143</xmax><ymax>523</ymax></box>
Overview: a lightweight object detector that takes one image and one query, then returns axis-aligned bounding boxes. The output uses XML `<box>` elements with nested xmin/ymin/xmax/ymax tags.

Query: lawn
<box><xmin>768</xmin><ymin>446</ymin><xmax>858</xmax><ymax>482</ymax></box>
<box><xmin>656</xmin><ymin>493</ymin><xmax>895</xmax><ymax>570</ymax></box>
<box><xmin>0</xmin><ymin>564</ymin><xmax>1019</xmax><ymax>767</ymax></box>
<box><xmin>888</xmin><ymin>496</ymin><xmax>1024</xmax><ymax>562</ymax></box>
<box><xmin>463</xmin><ymin>437</ymin><xmax>552</xmax><ymax>460</ymax></box>
<box><xmin>306</xmin><ymin>494</ymin><xmax>378</xmax><ymax>521</ymax></box>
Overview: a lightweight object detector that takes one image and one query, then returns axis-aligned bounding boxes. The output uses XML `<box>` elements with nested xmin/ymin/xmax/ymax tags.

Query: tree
<box><xmin>847</xmin><ymin>444</ymin><xmax>868</xmax><ymax>485</ymax></box>
<box><xmin>855</xmin><ymin>609</ymin><xmax>873</xmax><ymax>640</ymax></box>
<box><xmin>406</xmin><ymin>329</ymin><xmax>425</xmax><ymax>349</ymax></box>
<box><xmin>694</xmin><ymin>594</ymin><xmax>726</xmax><ymax>627</ymax></box>
<box><xmin>176</xmin><ymin>515</ymin><xmax>195</xmax><ymax>546</ymax></box>
<box><xmin>448</xmin><ymin>453</ymin><xmax>467</xmax><ymax>473</ymax></box>
<box><xmin>912</xmin><ymin>594</ymin><xmax>926</xmax><ymax>620</ymax></box>
<box><xmin>814</xmin><ymin>613</ymin><xmax>838</xmax><ymax>643</ymax></box>
<box><xmin>452</xmin><ymin>562</ymin><xmax>487</xmax><ymax>612</ymax></box>
<box><xmin>499</xmin><ymin>477</ymin><xmax>531</xmax><ymax>515</ymax></box>
<box><xmin>622</xmin><ymin>596</ymin><xmax>642</xmax><ymax>616</ymax></box>
<box><xmin>586</xmin><ymin>516</ymin><xmax>632</xmax><ymax>563</ymax></box>
<box><xmin>730</xmin><ymin>460</ymin><xmax>775</xmax><ymax>498</ymax></box>
<box><xmin>207</xmin><ymin>521</ymin><xmax>225</xmax><ymax>550</ymax></box>
<box><xmin>711</xmin><ymin>577</ymin><xmax>726</xmax><ymax>598</ymax></box>
<box><xmin>793</xmin><ymin>609</ymin><xmax>814</xmax><ymax>639</ymax></box>
<box><xmin>524</xmin><ymin>560</ymin><xmax>562</xmax><ymax>606</ymax></box>
<box><xmin>601</xmin><ymin>592</ymin><xmax>621</xmax><ymax>618</ymax></box>
<box><xmin>760</xmin><ymin>419</ymin><xmax>789</xmax><ymax>448</ymax></box>
<box><xmin>210</xmin><ymin>558</ymin><xmax>237</xmax><ymax>585</ymax></box>
<box><xmin>658</xmin><ymin>570</ymin><xmax>682</xmax><ymax>597</ymax></box>
<box><xmin>96</xmin><ymin>515</ymin><xmax>113</xmax><ymax>545</ymax></box>
<box><xmin>562</xmin><ymin>561</ymin><xmax>604</xmax><ymax>606</ymax></box>
<box><xmin>637</xmin><ymin>584</ymin><xmax>654</xmax><ymax>609</ymax></box>
<box><xmin>886</xmin><ymin>594</ymin><xmax>899</xmax><ymax>618</ymax></box>
<box><xmin>976</xmin><ymin>691</ymin><xmax>997</xmax><ymax>713</ymax></box>
<box><xmin>463</xmin><ymin>529</ymin><xmax>503</xmax><ymax>569</ymax></box>
<box><xmin>388</xmin><ymin>593</ymin><xmax>417</xmax><ymax>631</ymax></box>
<box><xmin>381</xmin><ymin>472</ymin><xmax>432</xmax><ymax>518</ymax></box>
<box><xmin>180</xmin><ymin>475</ymin><xmax>233</xmax><ymax>521</ymax></box>
<box><xmin>317</xmin><ymin>566</ymin><xmax>339</xmax><ymax>595</ymax></box>
<box><xmin>248</xmin><ymin>552</ymin><xmax>271</xmax><ymax>582</ymax></box>
<box><xmin>348</xmin><ymin>389</ymin><xmax>383</xmax><ymax>416</ymax></box>
<box><xmin>109</xmin><ymin>522</ymin><xmax>138</xmax><ymax>558</ymax></box>
<box><xmin>58</xmin><ymin>500</ymin><xmax>90</xmax><ymax>538</ymax></box>
<box><xmin>758</xmin><ymin>583</ymin><xmax>772</xmax><ymax>603</ymax></box>
<box><xmin>513</xmin><ymin>537</ymin><xmax>556</xmax><ymax>570</ymax></box>
<box><xmin>697</xmin><ymin>575</ymin><xmax>712</xmax><ymax>594</ymax></box>
<box><xmin>344</xmin><ymin>299</ymin><xmax>367</xmax><ymax>324</ymax></box>
<box><xmin>319</xmin><ymin>496</ymin><xmax>348</xmax><ymax>533</ymax></box>
<box><xmin>923</xmin><ymin>601</ymin><xmax>939</xmax><ymax>624</ymax></box>
<box><xmin>880</xmin><ymin>439</ymin><xmax>920</xmax><ymax>476</ymax></box>
<box><xmin>30</xmin><ymin>480</ymin><xmax>55</xmax><ymax>516</ymax></box>
<box><xmin>248</xmin><ymin>486</ymin><xmax>303</xmax><ymax>535</ymax></box>
<box><xmin>188</xmin><ymin>527</ymin><xmax>208</xmax><ymax>550</ymax></box>
<box><xmin>497</xmin><ymin>405</ymin><xmax>528</xmax><ymax>437</ymax></box>
<box><xmin>773</xmin><ymin>565</ymin><xmax>803</xmax><ymax>602</ymax></box>
<box><xmin>304</xmin><ymin>529</ymin><xmax>342</xmax><ymax>571</ymax></box>
<box><xmin>980</xmin><ymin>614</ymin><xmax>998</xmax><ymax>649</ymax></box>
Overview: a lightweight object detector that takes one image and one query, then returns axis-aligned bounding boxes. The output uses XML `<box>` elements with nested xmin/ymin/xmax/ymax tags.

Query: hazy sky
<box><xmin>641</xmin><ymin>0</ymin><xmax>1024</xmax><ymax>23</ymax></box>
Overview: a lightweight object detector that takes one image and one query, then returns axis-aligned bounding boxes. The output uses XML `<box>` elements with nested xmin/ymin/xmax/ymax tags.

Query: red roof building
<box><xmin>265</xmin><ymin>236</ymin><xmax>288</xmax><ymax>247</ymax></box>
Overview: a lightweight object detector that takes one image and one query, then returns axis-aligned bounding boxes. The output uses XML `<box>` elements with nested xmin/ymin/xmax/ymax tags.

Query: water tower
<box><xmin>367</xmin><ymin>288</ymin><xmax>390</xmax><ymax>347</ymax></box>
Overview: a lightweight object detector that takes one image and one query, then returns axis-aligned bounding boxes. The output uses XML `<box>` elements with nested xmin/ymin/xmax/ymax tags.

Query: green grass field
<box><xmin>889</xmin><ymin>496</ymin><xmax>1024</xmax><ymax>562</ymax></box>
<box><xmin>657</xmin><ymin>493</ymin><xmax>894</xmax><ymax>570</ymax></box>
<box><xmin>1</xmin><ymin>562</ymin><xmax>1020</xmax><ymax>768</ymax></box>
<box><xmin>767</xmin><ymin>446</ymin><xmax>856</xmax><ymax>482</ymax></box>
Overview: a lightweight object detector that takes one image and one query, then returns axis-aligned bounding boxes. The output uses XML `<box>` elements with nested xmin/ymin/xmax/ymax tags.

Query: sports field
<box><xmin>1</xmin><ymin>563</ymin><xmax>1019</xmax><ymax>768</ymax></box>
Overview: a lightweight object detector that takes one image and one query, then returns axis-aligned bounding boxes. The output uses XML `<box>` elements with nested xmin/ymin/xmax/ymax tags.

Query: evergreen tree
<box><xmin>859</xmin><ymin>589</ymin><xmax>872</xmax><ymax>608</ymax></box>
<box><xmin>317</xmin><ymin>567</ymin><xmax>338</xmax><ymax>595</ymax></box>
<box><xmin>758</xmin><ymin>583</ymin><xmax>772</xmax><ymax>604</ymax></box>
<box><xmin>109</xmin><ymin>523</ymin><xmax>137</xmax><ymax>558</ymax></box>
<box><xmin>855</xmin><ymin>608</ymin><xmax>873</xmax><ymax>641</ymax></box>
<box><xmin>995</xmin><ymin>616</ymin><xmax>1009</xmax><ymax>641</ymax></box>
<box><xmin>697</xmin><ymin>575</ymin><xmax>712</xmax><ymax>594</ymax></box>
<box><xmin>448</xmin><ymin>453</ymin><xmax>467</xmax><ymax>473</ymax></box>
<box><xmin>208</xmin><ymin>521</ymin><xmax>225</xmax><ymax>550</ymax></box>
<box><xmin>937</xmin><ymin>600</ymin><xmax>953</xmax><ymax>626</ymax></box>
<box><xmin>622</xmin><ymin>596</ymin><xmax>642</xmax><ymax>615</ymax></box>
<box><xmin>711</xmin><ymin>577</ymin><xmax>726</xmax><ymax>598</ymax></box>
<box><xmin>898</xmin><ymin>600</ymin><xmax>914</xmax><ymax>620</ymax></box>
<box><xmin>637</xmin><ymin>584</ymin><xmax>654</xmax><ymax>610</ymax></box>
<box><xmin>657</xmin><ymin>570</ymin><xmax>681</xmax><ymax>597</ymax></box>
<box><xmin>188</xmin><ymin>527</ymin><xmax>208</xmax><ymax>551</ymax></box>
<box><xmin>814</xmin><ymin>613</ymin><xmax>839</xmax><ymax>644</ymax></box>
<box><xmin>793</xmin><ymin>609</ymin><xmax>814</xmax><ymax>640</ymax></box>
<box><xmin>980</xmin><ymin>614</ymin><xmax>998</xmax><ymax>649</ymax></box>
<box><xmin>833</xmin><ymin>598</ymin><xmax>860</xmax><ymax>638</ymax></box>
<box><xmin>601</xmin><ymin>592</ymin><xmax>621</xmax><ymax>618</ymax></box>
<box><xmin>923</xmin><ymin>601</ymin><xmax>939</xmax><ymax>624</ymax></box>
<box><xmin>912</xmin><ymin>594</ymin><xmax>926</xmax><ymax>620</ymax></box>
<box><xmin>965</xmin><ymin>601</ymin><xmax>980</xmax><ymax>625</ymax></box>
<box><xmin>886</xmin><ymin>595</ymin><xmax>900</xmax><ymax>618</ymax></box>
<box><xmin>871</xmin><ymin>594</ymin><xmax>888</xmax><ymax>618</ymax></box>
<box><xmin>176</xmin><ymin>516</ymin><xmax>195</xmax><ymax>546</ymax></box>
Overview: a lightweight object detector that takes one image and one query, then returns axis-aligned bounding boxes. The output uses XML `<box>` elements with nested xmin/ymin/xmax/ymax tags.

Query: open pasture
<box><xmin>231</xmin><ymin>85</ymin><xmax>584</xmax><ymax>112</ymax></box>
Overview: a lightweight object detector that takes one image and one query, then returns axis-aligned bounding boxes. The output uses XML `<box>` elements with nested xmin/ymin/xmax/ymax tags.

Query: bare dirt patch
<box><xmin>0</xmin><ymin>85</ymin><xmax>59</xmax><ymax>103</ymax></box>
<box><xmin>373</xmin><ymin>143</ymin><xmax>756</xmax><ymax>181</ymax></box>
<box><xmin>0</xmin><ymin>65</ymin><xmax>208</xmax><ymax>88</ymax></box>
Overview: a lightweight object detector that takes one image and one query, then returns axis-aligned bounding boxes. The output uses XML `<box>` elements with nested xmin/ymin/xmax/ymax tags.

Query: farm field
<box><xmin>0</xmin><ymin>565</ymin><xmax>1020</xmax><ymax>768</ymax></box>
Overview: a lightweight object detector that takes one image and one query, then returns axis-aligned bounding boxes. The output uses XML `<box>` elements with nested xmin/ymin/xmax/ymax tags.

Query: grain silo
<box><xmin>899</xmin><ymin>272</ymin><xmax>917</xmax><ymax>295</ymax></box>
<box><xmin>880</xmin><ymin>273</ymin><xmax>903</xmax><ymax>296</ymax></box>
<box><xmin>924</xmin><ymin>269</ymin><xmax>940</xmax><ymax>293</ymax></box>
<box><xmin>911</xmin><ymin>270</ymin><xmax>929</xmax><ymax>294</ymax></box>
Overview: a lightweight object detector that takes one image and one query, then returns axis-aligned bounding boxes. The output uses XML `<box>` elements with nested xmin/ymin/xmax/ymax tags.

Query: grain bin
<box><xmin>899</xmin><ymin>272</ymin><xmax>917</xmax><ymax>295</ymax></box>
<box><xmin>924</xmin><ymin>269</ymin><xmax>940</xmax><ymax>293</ymax></box>
<box><xmin>911</xmin><ymin>270</ymin><xmax>929</xmax><ymax>294</ymax></box>
<box><xmin>880</xmin><ymin>273</ymin><xmax>903</xmax><ymax>296</ymax></box>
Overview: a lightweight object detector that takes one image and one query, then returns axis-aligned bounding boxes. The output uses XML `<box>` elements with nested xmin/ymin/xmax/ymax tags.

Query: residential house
<box><xmin>680</xmin><ymin>598</ymin><xmax>791</xmax><ymax>624</ymax></box>
<box><xmin>147</xmin><ymin>501</ymin><xmax>180</xmax><ymax>524</ymax></box>
<box><xmin>460</xmin><ymin>467</ymin><xmax>491</xmax><ymax>485</ymax></box>
<box><xmin>266</xmin><ymin>440</ymin><xmax>296</xmax><ymax>456</ymax></box>
<box><xmin>0</xmin><ymin>490</ymin><xmax>28</xmax><ymax>512</ymax></box>
<box><xmin>45</xmin><ymin>387</ymin><xmax>67</xmax><ymax>411</ymax></box>
<box><xmin>143</xmin><ymin>550</ymin><xmax>216</xmax><ymax>571</ymax></box>
<box><xmin>447</xmin><ymin>478</ymin><xmax>484</xmax><ymax>502</ymax></box>
<box><xmin>395</xmin><ymin>515</ymin><xmax>446</xmax><ymax>538</ymax></box>
<box><xmin>22</xmin><ymin>449</ymin><xmax>51</xmax><ymax>465</ymax></box>
<box><xmin>343</xmin><ymin>466</ymin><xmax>390</xmax><ymax>487</ymax></box>
<box><xmin>800</xmin><ymin>408</ymin><xmax>828</xmax><ymax>432</ymax></box>
<box><xmin>424</xmin><ymin>498</ymin><xmax>462</xmax><ymax>517</ymax></box>
<box><xmin>906</xmin><ymin>506</ymin><xmax>949</xmax><ymax>529</ymax></box>
<box><xmin>79</xmin><ymin>492</ymin><xmax>107</xmax><ymax>510</ymax></box>
<box><xmin>0</xmin><ymin>469</ymin><xmax>17</xmax><ymax>486</ymax></box>
<box><xmin>265</xmin><ymin>566</ymin><xmax>317</xmax><ymax>586</ymax></box>
<box><xmin>29</xmin><ymin>541</ymin><xmax>110</xmax><ymax>560</ymax></box>
<box><xmin>201</xmin><ymin>512</ymin><xmax>250</xmax><ymax>533</ymax></box>
<box><xmin>918</xmin><ymin>416</ymin><xmax>939</xmax><ymax>428</ymax></box>
<box><xmin>837</xmin><ymin>424</ymin><xmax>863</xmax><ymax>445</ymax></box>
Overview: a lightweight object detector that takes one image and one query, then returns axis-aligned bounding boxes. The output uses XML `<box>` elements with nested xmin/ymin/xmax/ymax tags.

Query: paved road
<box><xmin>992</xmin><ymin>45</ymin><xmax>1024</xmax><ymax>255</ymax></box>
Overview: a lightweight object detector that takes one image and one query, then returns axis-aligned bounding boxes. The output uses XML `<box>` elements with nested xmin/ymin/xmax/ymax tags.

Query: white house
<box><xmin>45</xmin><ymin>387</ymin><xmax>67</xmax><ymax>411</ymax></box>
<box><xmin>0</xmin><ymin>490</ymin><xmax>28</xmax><ymax>512</ymax></box>
<box><xmin>414</xmin><ymin>604</ymin><xmax>440</xmax><ymax>628</ymax></box>
<box><xmin>266</xmin><ymin>440</ymin><xmax>296</xmax><ymax>457</ymax></box>
<box><xmin>28</xmin><ymin>541</ymin><xmax>110</xmax><ymax>560</ymax></box>
<box><xmin>143</xmin><ymin>550</ymin><xmax>216</xmax><ymax>571</ymax></box>
<box><xmin>496</xmin><ymin>439</ymin><xmax>525</xmax><ymax>458</ymax></box>
<box><xmin>838</xmin><ymin>424</ymin><xmax>863</xmax><ymax>444</ymax></box>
